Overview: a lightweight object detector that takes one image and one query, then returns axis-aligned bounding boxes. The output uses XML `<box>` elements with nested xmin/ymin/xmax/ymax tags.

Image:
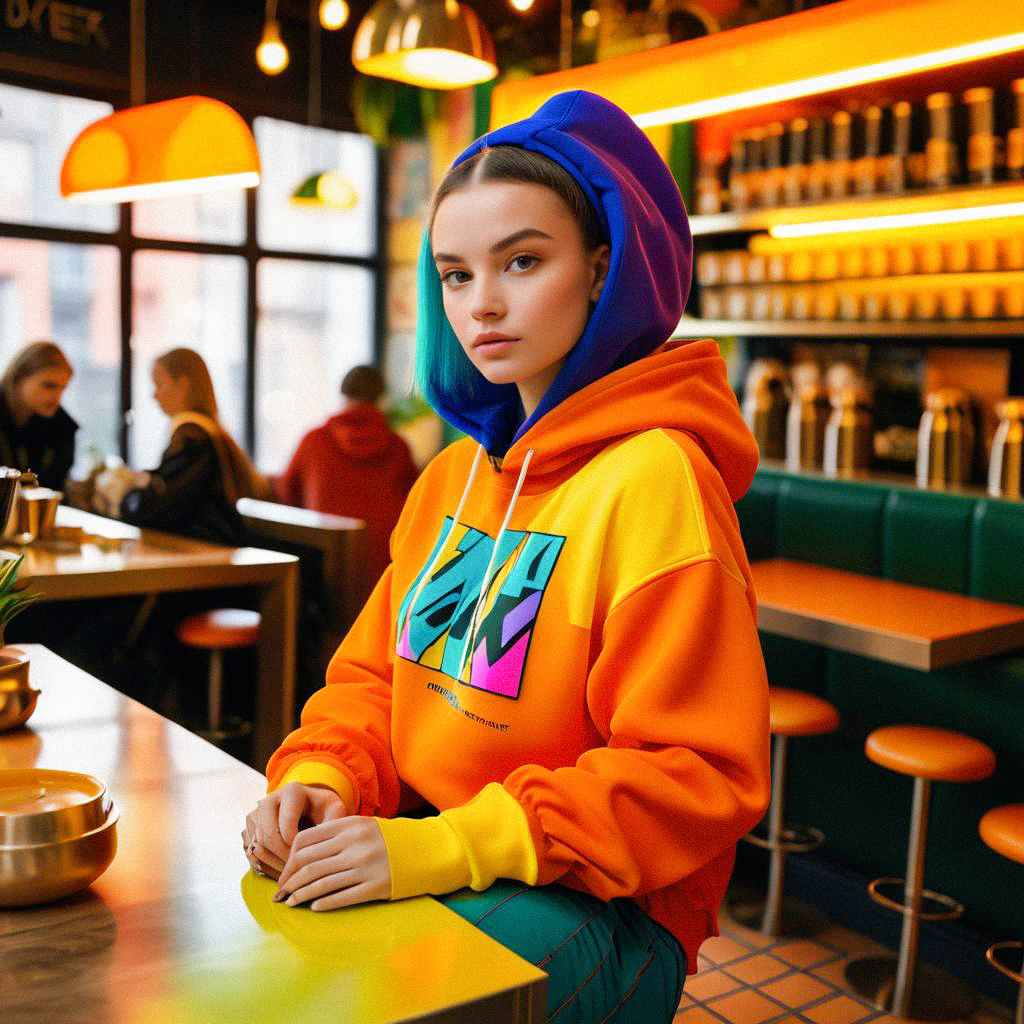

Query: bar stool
<box><xmin>846</xmin><ymin>724</ymin><xmax>996</xmax><ymax>1020</ymax></box>
<box><xmin>731</xmin><ymin>686</ymin><xmax>839</xmax><ymax>937</ymax></box>
<box><xmin>979</xmin><ymin>804</ymin><xmax>1024</xmax><ymax>1024</ymax></box>
<box><xmin>176</xmin><ymin>609</ymin><xmax>260</xmax><ymax>742</ymax></box>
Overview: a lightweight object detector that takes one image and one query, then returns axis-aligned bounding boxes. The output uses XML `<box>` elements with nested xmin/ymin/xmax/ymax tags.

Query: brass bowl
<box><xmin>0</xmin><ymin>682</ymin><xmax>40</xmax><ymax>731</ymax></box>
<box><xmin>0</xmin><ymin>769</ymin><xmax>112</xmax><ymax>846</ymax></box>
<box><xmin>0</xmin><ymin>810</ymin><xmax>118</xmax><ymax>907</ymax></box>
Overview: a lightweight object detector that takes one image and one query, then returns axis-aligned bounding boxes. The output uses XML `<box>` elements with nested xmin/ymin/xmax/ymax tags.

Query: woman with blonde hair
<box><xmin>0</xmin><ymin>340</ymin><xmax>77</xmax><ymax>490</ymax></box>
<box><xmin>120</xmin><ymin>348</ymin><xmax>270</xmax><ymax>544</ymax></box>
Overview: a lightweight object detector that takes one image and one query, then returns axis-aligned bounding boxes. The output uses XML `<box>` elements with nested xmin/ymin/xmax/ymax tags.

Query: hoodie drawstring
<box><xmin>456</xmin><ymin>447</ymin><xmax>534</xmax><ymax>683</ymax></box>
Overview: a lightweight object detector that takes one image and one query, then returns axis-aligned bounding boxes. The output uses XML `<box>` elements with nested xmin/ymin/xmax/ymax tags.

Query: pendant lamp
<box><xmin>352</xmin><ymin>0</ymin><xmax>498</xmax><ymax>90</ymax></box>
<box><xmin>60</xmin><ymin>0</ymin><xmax>260</xmax><ymax>203</ymax></box>
<box><xmin>61</xmin><ymin>96</ymin><xmax>261</xmax><ymax>203</ymax></box>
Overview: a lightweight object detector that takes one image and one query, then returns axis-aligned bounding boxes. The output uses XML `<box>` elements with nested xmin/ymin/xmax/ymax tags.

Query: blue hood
<box><xmin>417</xmin><ymin>90</ymin><xmax>693</xmax><ymax>457</ymax></box>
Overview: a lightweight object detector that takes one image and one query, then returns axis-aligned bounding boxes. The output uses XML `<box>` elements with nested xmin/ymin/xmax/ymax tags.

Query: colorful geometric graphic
<box><xmin>396</xmin><ymin>518</ymin><xmax>564</xmax><ymax>700</ymax></box>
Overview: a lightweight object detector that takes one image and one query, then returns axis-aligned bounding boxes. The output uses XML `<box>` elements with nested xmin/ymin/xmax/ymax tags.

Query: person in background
<box><xmin>243</xmin><ymin>91</ymin><xmax>770</xmax><ymax>1024</ymax></box>
<box><xmin>0</xmin><ymin>341</ymin><xmax>77</xmax><ymax>491</ymax></box>
<box><xmin>118</xmin><ymin>347</ymin><xmax>270</xmax><ymax>545</ymax></box>
<box><xmin>276</xmin><ymin>364</ymin><xmax>418</xmax><ymax>583</ymax></box>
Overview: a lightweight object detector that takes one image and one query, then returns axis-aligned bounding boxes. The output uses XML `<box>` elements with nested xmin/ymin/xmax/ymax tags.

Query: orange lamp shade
<box><xmin>60</xmin><ymin>96</ymin><xmax>261</xmax><ymax>203</ymax></box>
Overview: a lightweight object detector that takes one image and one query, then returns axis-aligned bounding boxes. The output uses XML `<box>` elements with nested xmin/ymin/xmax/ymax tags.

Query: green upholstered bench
<box><xmin>736</xmin><ymin>466</ymin><xmax>1024</xmax><ymax>940</ymax></box>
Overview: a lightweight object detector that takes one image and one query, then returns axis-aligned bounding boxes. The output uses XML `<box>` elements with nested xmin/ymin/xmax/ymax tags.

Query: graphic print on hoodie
<box><xmin>268</xmin><ymin>90</ymin><xmax>770</xmax><ymax>973</ymax></box>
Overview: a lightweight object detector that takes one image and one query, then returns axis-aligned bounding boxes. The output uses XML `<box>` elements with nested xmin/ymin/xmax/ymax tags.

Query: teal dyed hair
<box><xmin>415</xmin><ymin>146</ymin><xmax>605</xmax><ymax>423</ymax></box>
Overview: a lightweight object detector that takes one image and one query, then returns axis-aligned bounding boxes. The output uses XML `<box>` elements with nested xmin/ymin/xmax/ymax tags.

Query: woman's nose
<box><xmin>470</xmin><ymin>277</ymin><xmax>504</xmax><ymax>321</ymax></box>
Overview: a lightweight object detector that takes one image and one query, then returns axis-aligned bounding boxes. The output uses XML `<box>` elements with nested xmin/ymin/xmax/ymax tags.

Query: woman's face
<box><xmin>18</xmin><ymin>366</ymin><xmax>72</xmax><ymax>419</ymax></box>
<box><xmin>152</xmin><ymin>363</ymin><xmax>190</xmax><ymax>417</ymax></box>
<box><xmin>431</xmin><ymin>179</ymin><xmax>609</xmax><ymax>419</ymax></box>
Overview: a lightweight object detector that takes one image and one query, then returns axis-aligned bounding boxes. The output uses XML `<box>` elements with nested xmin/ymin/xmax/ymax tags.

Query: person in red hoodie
<box><xmin>275</xmin><ymin>365</ymin><xmax>419</xmax><ymax>583</ymax></box>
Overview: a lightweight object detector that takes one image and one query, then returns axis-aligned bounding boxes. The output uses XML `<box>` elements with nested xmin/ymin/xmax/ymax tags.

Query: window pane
<box><xmin>131</xmin><ymin>252</ymin><xmax>247</xmax><ymax>470</ymax></box>
<box><xmin>0</xmin><ymin>84</ymin><xmax>117</xmax><ymax>232</ymax></box>
<box><xmin>256</xmin><ymin>259</ymin><xmax>374</xmax><ymax>473</ymax></box>
<box><xmin>254</xmin><ymin>118</ymin><xmax>377</xmax><ymax>258</ymax></box>
<box><xmin>0</xmin><ymin>240</ymin><xmax>120</xmax><ymax>474</ymax></box>
<box><xmin>131</xmin><ymin>190</ymin><xmax>246</xmax><ymax>245</ymax></box>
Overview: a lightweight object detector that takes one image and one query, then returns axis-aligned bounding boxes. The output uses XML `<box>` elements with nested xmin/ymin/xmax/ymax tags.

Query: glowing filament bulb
<box><xmin>257</xmin><ymin>20</ymin><xmax>289</xmax><ymax>74</ymax></box>
<box><xmin>320</xmin><ymin>0</ymin><xmax>350</xmax><ymax>29</ymax></box>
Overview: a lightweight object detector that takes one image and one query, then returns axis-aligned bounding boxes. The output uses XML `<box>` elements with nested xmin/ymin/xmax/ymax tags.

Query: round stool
<box><xmin>846</xmin><ymin>724</ymin><xmax>996</xmax><ymax>1020</ymax></box>
<box><xmin>979</xmin><ymin>804</ymin><xmax>1024</xmax><ymax>1024</ymax></box>
<box><xmin>731</xmin><ymin>686</ymin><xmax>839</xmax><ymax>937</ymax></box>
<box><xmin>176</xmin><ymin>609</ymin><xmax>260</xmax><ymax>743</ymax></box>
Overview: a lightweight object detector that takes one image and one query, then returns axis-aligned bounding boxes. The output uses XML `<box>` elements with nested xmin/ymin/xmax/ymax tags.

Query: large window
<box><xmin>0</xmin><ymin>86</ymin><xmax>381</xmax><ymax>486</ymax></box>
<box><xmin>255</xmin><ymin>259</ymin><xmax>374</xmax><ymax>472</ymax></box>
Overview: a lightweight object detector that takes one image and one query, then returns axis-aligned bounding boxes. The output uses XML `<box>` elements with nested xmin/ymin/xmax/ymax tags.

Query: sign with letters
<box><xmin>1</xmin><ymin>0</ymin><xmax>128</xmax><ymax>85</ymax></box>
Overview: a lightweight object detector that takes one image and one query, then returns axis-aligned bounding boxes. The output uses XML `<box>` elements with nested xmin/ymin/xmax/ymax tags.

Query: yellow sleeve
<box><xmin>276</xmin><ymin>761</ymin><xmax>358</xmax><ymax>815</ymax></box>
<box><xmin>376</xmin><ymin>783</ymin><xmax>539</xmax><ymax>900</ymax></box>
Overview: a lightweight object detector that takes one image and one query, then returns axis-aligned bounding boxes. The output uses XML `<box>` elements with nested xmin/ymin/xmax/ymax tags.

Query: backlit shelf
<box><xmin>674</xmin><ymin>318</ymin><xmax>1024</xmax><ymax>338</ymax></box>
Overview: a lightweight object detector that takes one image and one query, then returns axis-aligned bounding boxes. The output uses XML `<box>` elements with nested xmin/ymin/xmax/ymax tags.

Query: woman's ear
<box><xmin>590</xmin><ymin>245</ymin><xmax>611</xmax><ymax>303</ymax></box>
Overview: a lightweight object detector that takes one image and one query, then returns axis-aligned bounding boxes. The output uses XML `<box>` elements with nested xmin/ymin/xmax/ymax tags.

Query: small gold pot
<box><xmin>0</xmin><ymin>647</ymin><xmax>37</xmax><ymax>731</ymax></box>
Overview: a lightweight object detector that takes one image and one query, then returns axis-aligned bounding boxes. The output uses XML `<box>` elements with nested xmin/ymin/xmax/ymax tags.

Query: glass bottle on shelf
<box><xmin>854</xmin><ymin>105</ymin><xmax>884</xmax><ymax>195</ymax></box>
<box><xmin>695</xmin><ymin>153</ymin><xmax>726</xmax><ymax>214</ymax></box>
<box><xmin>880</xmin><ymin>100</ymin><xmax>912</xmax><ymax>192</ymax></box>
<box><xmin>925</xmin><ymin>91</ymin><xmax>960</xmax><ymax>188</ymax></box>
<box><xmin>745</xmin><ymin>127</ymin><xmax>767</xmax><ymax>209</ymax></box>
<box><xmin>784</xmin><ymin>117</ymin><xmax>809</xmax><ymax>205</ymax></box>
<box><xmin>806</xmin><ymin>116</ymin><xmax>829</xmax><ymax>201</ymax></box>
<box><xmin>916</xmin><ymin>389</ymin><xmax>974</xmax><ymax>489</ymax></box>
<box><xmin>963</xmin><ymin>86</ymin><xmax>999</xmax><ymax>185</ymax></box>
<box><xmin>823</xmin><ymin>386</ymin><xmax>873</xmax><ymax>477</ymax></box>
<box><xmin>1007</xmin><ymin>78</ymin><xmax>1024</xmax><ymax>181</ymax></box>
<box><xmin>827</xmin><ymin>110</ymin><xmax>853</xmax><ymax>199</ymax></box>
<box><xmin>728</xmin><ymin>131</ymin><xmax>751</xmax><ymax>210</ymax></box>
<box><xmin>761</xmin><ymin>121</ymin><xmax>786</xmax><ymax>208</ymax></box>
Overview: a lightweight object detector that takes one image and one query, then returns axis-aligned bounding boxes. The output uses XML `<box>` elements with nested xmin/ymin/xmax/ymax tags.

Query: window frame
<box><xmin>0</xmin><ymin>82</ymin><xmax>386</xmax><ymax>466</ymax></box>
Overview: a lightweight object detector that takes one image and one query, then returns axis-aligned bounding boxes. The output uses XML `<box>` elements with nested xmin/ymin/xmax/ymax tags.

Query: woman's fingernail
<box><xmin>286</xmin><ymin>895</ymin><xmax>298</xmax><ymax>907</ymax></box>
<box><xmin>273</xmin><ymin>890</ymin><xmax>285</xmax><ymax>902</ymax></box>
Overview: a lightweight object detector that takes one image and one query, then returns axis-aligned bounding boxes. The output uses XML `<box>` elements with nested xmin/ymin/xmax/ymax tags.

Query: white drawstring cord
<box><xmin>456</xmin><ymin>447</ymin><xmax>535</xmax><ymax>683</ymax></box>
<box><xmin>398</xmin><ymin>444</ymin><xmax>485</xmax><ymax>643</ymax></box>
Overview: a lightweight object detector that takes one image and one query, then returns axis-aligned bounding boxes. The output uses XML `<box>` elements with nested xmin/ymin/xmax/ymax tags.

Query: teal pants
<box><xmin>438</xmin><ymin>881</ymin><xmax>687</xmax><ymax>1024</ymax></box>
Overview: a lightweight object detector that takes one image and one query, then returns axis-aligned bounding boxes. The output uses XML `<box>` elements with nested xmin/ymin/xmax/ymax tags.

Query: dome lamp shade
<box><xmin>60</xmin><ymin>96</ymin><xmax>261</xmax><ymax>203</ymax></box>
<box><xmin>352</xmin><ymin>0</ymin><xmax>497</xmax><ymax>90</ymax></box>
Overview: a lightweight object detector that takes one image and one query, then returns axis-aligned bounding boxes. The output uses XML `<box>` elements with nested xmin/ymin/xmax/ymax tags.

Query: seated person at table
<box><xmin>243</xmin><ymin>92</ymin><xmax>770</xmax><ymax>1024</ymax></box>
<box><xmin>275</xmin><ymin>365</ymin><xmax>418</xmax><ymax>583</ymax></box>
<box><xmin>0</xmin><ymin>341</ymin><xmax>77</xmax><ymax>491</ymax></box>
<box><xmin>118</xmin><ymin>348</ymin><xmax>270</xmax><ymax>545</ymax></box>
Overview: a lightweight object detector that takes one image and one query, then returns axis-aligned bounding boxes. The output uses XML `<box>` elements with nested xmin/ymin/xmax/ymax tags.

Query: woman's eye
<box><xmin>509</xmin><ymin>254</ymin><xmax>536</xmax><ymax>272</ymax></box>
<box><xmin>440</xmin><ymin>269</ymin><xmax>469</xmax><ymax>285</ymax></box>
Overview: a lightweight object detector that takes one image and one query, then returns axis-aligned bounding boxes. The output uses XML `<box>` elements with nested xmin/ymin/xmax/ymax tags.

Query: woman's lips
<box><xmin>474</xmin><ymin>336</ymin><xmax>518</xmax><ymax>356</ymax></box>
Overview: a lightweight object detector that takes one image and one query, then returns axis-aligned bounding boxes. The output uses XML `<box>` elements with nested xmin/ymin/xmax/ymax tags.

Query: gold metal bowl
<box><xmin>0</xmin><ymin>810</ymin><xmax>118</xmax><ymax>906</ymax></box>
<box><xmin>0</xmin><ymin>683</ymin><xmax>40</xmax><ymax>731</ymax></box>
<box><xmin>0</xmin><ymin>770</ymin><xmax>112</xmax><ymax>846</ymax></box>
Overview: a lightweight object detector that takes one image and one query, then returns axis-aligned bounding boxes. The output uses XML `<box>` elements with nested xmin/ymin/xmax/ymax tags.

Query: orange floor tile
<box><xmin>678</xmin><ymin>900</ymin><xmax>1013</xmax><ymax>1024</ymax></box>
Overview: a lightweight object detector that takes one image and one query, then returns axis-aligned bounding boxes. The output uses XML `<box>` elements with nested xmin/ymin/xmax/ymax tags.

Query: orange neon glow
<box><xmin>60</xmin><ymin>97</ymin><xmax>261</xmax><ymax>204</ymax></box>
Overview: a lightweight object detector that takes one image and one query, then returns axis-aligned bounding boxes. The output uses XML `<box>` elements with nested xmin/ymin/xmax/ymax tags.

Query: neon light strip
<box><xmin>770</xmin><ymin>201</ymin><xmax>1024</xmax><ymax>238</ymax></box>
<box><xmin>633</xmin><ymin>31</ymin><xmax>1024</xmax><ymax>128</ymax></box>
<box><xmin>66</xmin><ymin>172</ymin><xmax>261</xmax><ymax>204</ymax></box>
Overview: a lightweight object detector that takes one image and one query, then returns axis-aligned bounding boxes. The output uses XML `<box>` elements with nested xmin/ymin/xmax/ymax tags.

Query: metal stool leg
<box><xmin>207</xmin><ymin>648</ymin><xmax>223</xmax><ymax>734</ymax></box>
<box><xmin>762</xmin><ymin>734</ymin><xmax>789</xmax><ymax>936</ymax></box>
<box><xmin>846</xmin><ymin>777</ymin><xmax>976</xmax><ymax>1020</ymax></box>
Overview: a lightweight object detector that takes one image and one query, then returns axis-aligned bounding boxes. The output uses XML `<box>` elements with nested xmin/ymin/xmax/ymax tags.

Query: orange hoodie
<box><xmin>267</xmin><ymin>338</ymin><xmax>771</xmax><ymax>972</ymax></box>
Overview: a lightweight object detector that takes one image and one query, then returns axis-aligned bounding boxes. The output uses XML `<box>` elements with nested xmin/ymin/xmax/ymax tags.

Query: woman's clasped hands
<box><xmin>241</xmin><ymin>781</ymin><xmax>392</xmax><ymax>911</ymax></box>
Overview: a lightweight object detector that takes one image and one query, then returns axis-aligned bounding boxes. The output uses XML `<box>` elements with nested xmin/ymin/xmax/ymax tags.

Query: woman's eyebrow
<box><xmin>433</xmin><ymin>227</ymin><xmax>553</xmax><ymax>264</ymax></box>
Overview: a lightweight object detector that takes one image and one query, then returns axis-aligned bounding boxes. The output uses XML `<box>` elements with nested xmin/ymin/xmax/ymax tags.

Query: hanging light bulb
<box><xmin>509</xmin><ymin>0</ymin><xmax>534</xmax><ymax>11</ymax></box>
<box><xmin>257</xmin><ymin>0</ymin><xmax>290</xmax><ymax>74</ymax></box>
<box><xmin>320</xmin><ymin>0</ymin><xmax>350</xmax><ymax>29</ymax></box>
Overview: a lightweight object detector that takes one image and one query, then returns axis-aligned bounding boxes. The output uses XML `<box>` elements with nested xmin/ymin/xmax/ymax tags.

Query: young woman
<box><xmin>120</xmin><ymin>348</ymin><xmax>269</xmax><ymax>544</ymax></box>
<box><xmin>0</xmin><ymin>341</ymin><xmax>77</xmax><ymax>491</ymax></box>
<box><xmin>243</xmin><ymin>91</ymin><xmax>770</xmax><ymax>1023</ymax></box>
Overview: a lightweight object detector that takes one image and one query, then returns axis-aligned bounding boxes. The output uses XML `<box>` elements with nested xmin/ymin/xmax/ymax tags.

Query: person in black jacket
<box><xmin>119</xmin><ymin>348</ymin><xmax>269</xmax><ymax>545</ymax></box>
<box><xmin>0</xmin><ymin>341</ymin><xmax>77</xmax><ymax>491</ymax></box>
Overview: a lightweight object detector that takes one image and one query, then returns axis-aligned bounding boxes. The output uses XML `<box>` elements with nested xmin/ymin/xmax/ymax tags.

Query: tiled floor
<box><xmin>677</xmin><ymin>902</ymin><xmax>1013</xmax><ymax>1024</ymax></box>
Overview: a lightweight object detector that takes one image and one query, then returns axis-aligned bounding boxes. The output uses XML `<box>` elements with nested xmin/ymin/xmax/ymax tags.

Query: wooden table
<box><xmin>0</xmin><ymin>647</ymin><xmax>547</xmax><ymax>1024</ymax></box>
<box><xmin>751</xmin><ymin>558</ymin><xmax>1024</xmax><ymax>671</ymax></box>
<box><xmin>3</xmin><ymin>507</ymin><xmax>299</xmax><ymax>767</ymax></box>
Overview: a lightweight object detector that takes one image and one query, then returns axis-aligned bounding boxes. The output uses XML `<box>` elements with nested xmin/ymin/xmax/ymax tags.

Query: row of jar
<box><xmin>696</xmin><ymin>236</ymin><xmax>1024</xmax><ymax>288</ymax></box>
<box><xmin>743</xmin><ymin>362</ymin><xmax>1024</xmax><ymax>498</ymax></box>
<box><xmin>700</xmin><ymin>281</ymin><xmax>1024</xmax><ymax>322</ymax></box>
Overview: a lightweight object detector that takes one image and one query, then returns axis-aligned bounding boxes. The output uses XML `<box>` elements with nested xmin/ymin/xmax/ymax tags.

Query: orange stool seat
<box><xmin>769</xmin><ymin>687</ymin><xmax>840</xmax><ymax>737</ymax></box>
<box><xmin>980</xmin><ymin>804</ymin><xmax>1024</xmax><ymax>866</ymax></box>
<box><xmin>177</xmin><ymin>609</ymin><xmax>261</xmax><ymax>650</ymax></box>
<box><xmin>865</xmin><ymin>724</ymin><xmax>996</xmax><ymax>783</ymax></box>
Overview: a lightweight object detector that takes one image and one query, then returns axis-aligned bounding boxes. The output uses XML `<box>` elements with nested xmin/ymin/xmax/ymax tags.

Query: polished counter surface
<box><xmin>752</xmin><ymin>558</ymin><xmax>1024</xmax><ymax>670</ymax></box>
<box><xmin>2</xmin><ymin>506</ymin><xmax>299</xmax><ymax>767</ymax></box>
<box><xmin>0</xmin><ymin>646</ymin><xmax>546</xmax><ymax>1023</ymax></box>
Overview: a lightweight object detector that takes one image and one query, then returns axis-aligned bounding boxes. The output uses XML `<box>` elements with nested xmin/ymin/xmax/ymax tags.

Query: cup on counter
<box><xmin>3</xmin><ymin>486</ymin><xmax>62</xmax><ymax>543</ymax></box>
<box><xmin>742</xmin><ymin>359</ymin><xmax>789</xmax><ymax>462</ymax></box>
<box><xmin>988</xmin><ymin>397</ymin><xmax>1024</xmax><ymax>499</ymax></box>
<box><xmin>999</xmin><ymin>236</ymin><xmax>1024</xmax><ymax>271</ymax></box>
<box><xmin>786</xmin><ymin>384</ymin><xmax>831</xmax><ymax>471</ymax></box>
<box><xmin>768</xmin><ymin>286</ymin><xmax>793</xmax><ymax>321</ymax></box>
<box><xmin>695</xmin><ymin>251</ymin><xmax>725</xmax><ymax>287</ymax></box>
<box><xmin>939</xmin><ymin>286</ymin><xmax>968</xmax><ymax>320</ymax></box>
<box><xmin>766</xmin><ymin>253</ymin><xmax>788</xmax><ymax>283</ymax></box>
<box><xmin>724</xmin><ymin>286</ymin><xmax>751</xmax><ymax>320</ymax></box>
<box><xmin>916</xmin><ymin>389</ymin><xmax>974</xmax><ymax>489</ymax></box>
<box><xmin>865</xmin><ymin>246</ymin><xmax>890</xmax><ymax>277</ymax></box>
<box><xmin>968</xmin><ymin>285</ymin><xmax>999</xmax><ymax>319</ymax></box>
<box><xmin>912</xmin><ymin>290</ymin><xmax>941</xmax><ymax>320</ymax></box>
<box><xmin>823</xmin><ymin>386</ymin><xmax>873</xmax><ymax>477</ymax></box>
<box><xmin>723</xmin><ymin>251</ymin><xmax>751</xmax><ymax>285</ymax></box>
<box><xmin>839</xmin><ymin>247</ymin><xmax>867</xmax><ymax>279</ymax></box>
<box><xmin>917</xmin><ymin>241</ymin><xmax>945</xmax><ymax>275</ymax></box>
<box><xmin>748</xmin><ymin>286</ymin><xmax>773</xmax><ymax>321</ymax></box>
<box><xmin>1002</xmin><ymin>283</ymin><xmax>1024</xmax><ymax>319</ymax></box>
<box><xmin>886</xmin><ymin>290</ymin><xmax>914</xmax><ymax>322</ymax></box>
<box><xmin>813</xmin><ymin>249</ymin><xmax>841</xmax><ymax>281</ymax></box>
<box><xmin>838</xmin><ymin>289</ymin><xmax>863</xmax><ymax>321</ymax></box>
<box><xmin>889</xmin><ymin>243</ymin><xmax>917</xmax><ymax>278</ymax></box>
<box><xmin>812</xmin><ymin>287</ymin><xmax>840</xmax><ymax>321</ymax></box>
<box><xmin>862</xmin><ymin>290</ymin><xmax>885</xmax><ymax>321</ymax></box>
<box><xmin>943</xmin><ymin>239</ymin><xmax>971</xmax><ymax>274</ymax></box>
<box><xmin>970</xmin><ymin>237</ymin><xmax>1000</xmax><ymax>272</ymax></box>
<box><xmin>699</xmin><ymin>288</ymin><xmax>726</xmax><ymax>320</ymax></box>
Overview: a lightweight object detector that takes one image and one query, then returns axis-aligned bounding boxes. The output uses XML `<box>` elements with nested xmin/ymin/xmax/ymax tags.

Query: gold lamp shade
<box><xmin>60</xmin><ymin>96</ymin><xmax>261</xmax><ymax>203</ymax></box>
<box><xmin>352</xmin><ymin>0</ymin><xmax>497</xmax><ymax>90</ymax></box>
